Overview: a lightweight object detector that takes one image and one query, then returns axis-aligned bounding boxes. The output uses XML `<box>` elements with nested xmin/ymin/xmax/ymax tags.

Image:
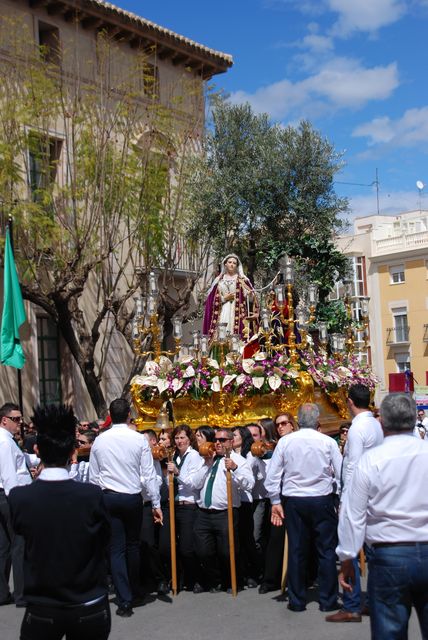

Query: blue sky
<box><xmin>122</xmin><ymin>0</ymin><xmax>428</xmax><ymax>221</ymax></box>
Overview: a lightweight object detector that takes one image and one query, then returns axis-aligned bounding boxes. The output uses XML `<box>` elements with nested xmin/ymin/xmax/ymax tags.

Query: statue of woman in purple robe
<box><xmin>202</xmin><ymin>254</ymin><xmax>259</xmax><ymax>346</ymax></box>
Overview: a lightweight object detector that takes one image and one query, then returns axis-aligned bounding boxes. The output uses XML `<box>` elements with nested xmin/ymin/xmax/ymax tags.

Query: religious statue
<box><xmin>203</xmin><ymin>254</ymin><xmax>259</xmax><ymax>347</ymax></box>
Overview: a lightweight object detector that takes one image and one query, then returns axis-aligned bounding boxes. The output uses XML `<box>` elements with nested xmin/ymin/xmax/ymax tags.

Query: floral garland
<box><xmin>131</xmin><ymin>349</ymin><xmax>378</xmax><ymax>401</ymax></box>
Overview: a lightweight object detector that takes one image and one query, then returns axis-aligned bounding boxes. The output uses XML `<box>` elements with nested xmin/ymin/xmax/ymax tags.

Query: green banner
<box><xmin>1</xmin><ymin>227</ymin><xmax>27</xmax><ymax>368</ymax></box>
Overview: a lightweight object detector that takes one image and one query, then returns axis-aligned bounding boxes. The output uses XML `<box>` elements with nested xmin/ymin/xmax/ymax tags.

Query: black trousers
<box><xmin>103</xmin><ymin>491</ymin><xmax>143</xmax><ymax>606</ymax></box>
<box><xmin>140</xmin><ymin>502</ymin><xmax>168</xmax><ymax>590</ymax></box>
<box><xmin>238</xmin><ymin>502</ymin><xmax>260</xmax><ymax>581</ymax></box>
<box><xmin>158</xmin><ymin>504</ymin><xmax>200</xmax><ymax>589</ymax></box>
<box><xmin>194</xmin><ymin>507</ymin><xmax>239</xmax><ymax>589</ymax></box>
<box><xmin>262</xmin><ymin>502</ymin><xmax>285</xmax><ymax>590</ymax></box>
<box><xmin>0</xmin><ymin>491</ymin><xmax>24</xmax><ymax>604</ymax></box>
<box><xmin>20</xmin><ymin>598</ymin><xmax>111</xmax><ymax>640</ymax></box>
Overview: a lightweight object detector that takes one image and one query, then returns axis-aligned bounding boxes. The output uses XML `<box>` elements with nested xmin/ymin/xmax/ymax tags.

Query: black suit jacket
<box><xmin>9</xmin><ymin>477</ymin><xmax>110</xmax><ymax>606</ymax></box>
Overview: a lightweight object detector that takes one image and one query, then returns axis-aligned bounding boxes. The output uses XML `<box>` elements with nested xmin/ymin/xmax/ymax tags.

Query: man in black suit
<box><xmin>8</xmin><ymin>404</ymin><xmax>111</xmax><ymax>640</ymax></box>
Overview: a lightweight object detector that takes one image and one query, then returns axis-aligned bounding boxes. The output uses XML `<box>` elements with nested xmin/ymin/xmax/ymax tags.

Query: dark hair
<box><xmin>232</xmin><ymin>426</ymin><xmax>254</xmax><ymax>457</ymax></box>
<box><xmin>81</xmin><ymin>430</ymin><xmax>97</xmax><ymax>444</ymax></box>
<box><xmin>109</xmin><ymin>398</ymin><xmax>130</xmax><ymax>424</ymax></box>
<box><xmin>195</xmin><ymin>425</ymin><xmax>215</xmax><ymax>443</ymax></box>
<box><xmin>0</xmin><ymin>403</ymin><xmax>20</xmax><ymax>419</ymax></box>
<box><xmin>142</xmin><ymin>429</ymin><xmax>157</xmax><ymax>440</ymax></box>
<box><xmin>172</xmin><ymin>424</ymin><xmax>197</xmax><ymax>449</ymax></box>
<box><xmin>339</xmin><ymin>421</ymin><xmax>351</xmax><ymax>433</ymax></box>
<box><xmin>245</xmin><ymin>423</ymin><xmax>262</xmax><ymax>435</ymax></box>
<box><xmin>33</xmin><ymin>404</ymin><xmax>77</xmax><ymax>466</ymax></box>
<box><xmin>258</xmin><ymin>418</ymin><xmax>277</xmax><ymax>443</ymax></box>
<box><xmin>348</xmin><ymin>384</ymin><xmax>371</xmax><ymax>409</ymax></box>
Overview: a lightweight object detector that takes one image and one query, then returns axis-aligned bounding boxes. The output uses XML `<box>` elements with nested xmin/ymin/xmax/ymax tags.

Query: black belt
<box><xmin>199</xmin><ymin>507</ymin><xmax>229</xmax><ymax>513</ymax></box>
<box><xmin>372</xmin><ymin>541</ymin><xmax>428</xmax><ymax>548</ymax></box>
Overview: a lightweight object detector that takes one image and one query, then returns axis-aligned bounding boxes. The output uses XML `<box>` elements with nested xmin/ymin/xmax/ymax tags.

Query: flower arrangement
<box><xmin>131</xmin><ymin>348</ymin><xmax>378</xmax><ymax>402</ymax></box>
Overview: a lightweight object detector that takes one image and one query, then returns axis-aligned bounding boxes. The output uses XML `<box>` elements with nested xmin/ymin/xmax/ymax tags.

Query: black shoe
<box><xmin>157</xmin><ymin>581</ymin><xmax>170</xmax><ymax>596</ymax></box>
<box><xmin>0</xmin><ymin>594</ymin><xmax>14</xmax><ymax>606</ymax></box>
<box><xmin>131</xmin><ymin>597</ymin><xmax>145</xmax><ymax>608</ymax></box>
<box><xmin>287</xmin><ymin>603</ymin><xmax>306</xmax><ymax>612</ymax></box>
<box><xmin>258</xmin><ymin>583</ymin><xmax>277</xmax><ymax>594</ymax></box>
<box><xmin>209</xmin><ymin>584</ymin><xmax>222</xmax><ymax>593</ymax></box>
<box><xmin>193</xmin><ymin>583</ymin><xmax>205</xmax><ymax>594</ymax></box>
<box><xmin>246</xmin><ymin>578</ymin><xmax>258</xmax><ymax>589</ymax></box>
<box><xmin>320</xmin><ymin>602</ymin><xmax>342</xmax><ymax>612</ymax></box>
<box><xmin>15</xmin><ymin>601</ymin><xmax>27</xmax><ymax>608</ymax></box>
<box><xmin>116</xmin><ymin>604</ymin><xmax>134</xmax><ymax>617</ymax></box>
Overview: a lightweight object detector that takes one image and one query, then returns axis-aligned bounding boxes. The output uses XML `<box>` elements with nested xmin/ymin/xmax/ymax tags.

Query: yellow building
<box><xmin>337</xmin><ymin>210</ymin><xmax>428</xmax><ymax>402</ymax></box>
<box><xmin>0</xmin><ymin>0</ymin><xmax>232</xmax><ymax>417</ymax></box>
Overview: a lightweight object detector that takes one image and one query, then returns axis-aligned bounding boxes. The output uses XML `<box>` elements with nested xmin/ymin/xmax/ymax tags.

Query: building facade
<box><xmin>337</xmin><ymin>210</ymin><xmax>428</xmax><ymax>402</ymax></box>
<box><xmin>0</xmin><ymin>0</ymin><xmax>232</xmax><ymax>418</ymax></box>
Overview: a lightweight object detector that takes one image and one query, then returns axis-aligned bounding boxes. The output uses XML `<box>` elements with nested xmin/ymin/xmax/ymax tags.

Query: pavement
<box><xmin>0</xmin><ymin>587</ymin><xmax>422</xmax><ymax>640</ymax></box>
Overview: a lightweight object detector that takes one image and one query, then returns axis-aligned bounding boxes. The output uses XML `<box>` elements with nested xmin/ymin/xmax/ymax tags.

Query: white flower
<box><xmin>222</xmin><ymin>374</ymin><xmax>237</xmax><ymax>388</ymax></box>
<box><xmin>144</xmin><ymin>361</ymin><xmax>160</xmax><ymax>376</ymax></box>
<box><xmin>157</xmin><ymin>379</ymin><xmax>169</xmax><ymax>394</ymax></box>
<box><xmin>172</xmin><ymin>378</ymin><xmax>184</xmax><ymax>393</ymax></box>
<box><xmin>252</xmin><ymin>376</ymin><xmax>265</xmax><ymax>389</ymax></box>
<box><xmin>183</xmin><ymin>365</ymin><xmax>195</xmax><ymax>378</ymax></box>
<box><xmin>134</xmin><ymin>375</ymin><xmax>158</xmax><ymax>388</ymax></box>
<box><xmin>242</xmin><ymin>358</ymin><xmax>255</xmax><ymax>374</ymax></box>
<box><xmin>268</xmin><ymin>374</ymin><xmax>282</xmax><ymax>391</ymax></box>
<box><xmin>158</xmin><ymin>356</ymin><xmax>173</xmax><ymax>373</ymax></box>
<box><xmin>236</xmin><ymin>374</ymin><xmax>246</xmax><ymax>385</ymax></box>
<box><xmin>254</xmin><ymin>352</ymin><xmax>266</xmax><ymax>361</ymax></box>
<box><xmin>211</xmin><ymin>376</ymin><xmax>221</xmax><ymax>392</ymax></box>
<box><xmin>287</xmin><ymin>369</ymin><xmax>300</xmax><ymax>379</ymax></box>
<box><xmin>207</xmin><ymin>358</ymin><xmax>220</xmax><ymax>369</ymax></box>
<box><xmin>178</xmin><ymin>354</ymin><xmax>193</xmax><ymax>365</ymax></box>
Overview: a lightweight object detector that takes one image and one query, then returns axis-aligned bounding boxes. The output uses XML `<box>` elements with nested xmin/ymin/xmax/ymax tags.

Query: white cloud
<box><xmin>230</xmin><ymin>58</ymin><xmax>399</xmax><ymax>121</ymax></box>
<box><xmin>300</xmin><ymin>33</ymin><xmax>334</xmax><ymax>53</ymax></box>
<box><xmin>348</xmin><ymin>190</ymin><xmax>422</xmax><ymax>219</ymax></box>
<box><xmin>353</xmin><ymin>106</ymin><xmax>428</xmax><ymax>147</ymax></box>
<box><xmin>329</xmin><ymin>0</ymin><xmax>406</xmax><ymax>36</ymax></box>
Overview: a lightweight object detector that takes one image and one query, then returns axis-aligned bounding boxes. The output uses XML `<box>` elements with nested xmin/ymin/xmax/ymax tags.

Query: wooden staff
<box><xmin>281</xmin><ymin>528</ymin><xmax>288</xmax><ymax>594</ymax></box>
<box><xmin>359</xmin><ymin>548</ymin><xmax>366</xmax><ymax>578</ymax></box>
<box><xmin>167</xmin><ymin>449</ymin><xmax>178</xmax><ymax>596</ymax></box>
<box><xmin>225</xmin><ymin>450</ymin><xmax>237</xmax><ymax>597</ymax></box>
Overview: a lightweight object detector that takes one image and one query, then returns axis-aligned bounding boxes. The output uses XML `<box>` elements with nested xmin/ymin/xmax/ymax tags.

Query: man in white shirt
<box><xmin>326</xmin><ymin>383</ymin><xmax>383</xmax><ymax>623</ymax></box>
<box><xmin>414</xmin><ymin>408</ymin><xmax>428</xmax><ymax>438</ymax></box>
<box><xmin>193</xmin><ymin>428</ymin><xmax>254</xmax><ymax>591</ymax></box>
<box><xmin>265</xmin><ymin>403</ymin><xmax>342</xmax><ymax>613</ymax></box>
<box><xmin>89</xmin><ymin>398</ymin><xmax>161</xmax><ymax>617</ymax></box>
<box><xmin>337</xmin><ymin>392</ymin><xmax>428</xmax><ymax>639</ymax></box>
<box><xmin>0</xmin><ymin>403</ymin><xmax>39</xmax><ymax>607</ymax></box>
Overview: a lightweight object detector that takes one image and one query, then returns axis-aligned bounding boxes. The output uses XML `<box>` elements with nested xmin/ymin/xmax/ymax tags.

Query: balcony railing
<box><xmin>386</xmin><ymin>326</ymin><xmax>410</xmax><ymax>345</ymax></box>
<box><xmin>374</xmin><ymin>230</ymin><xmax>428</xmax><ymax>255</ymax></box>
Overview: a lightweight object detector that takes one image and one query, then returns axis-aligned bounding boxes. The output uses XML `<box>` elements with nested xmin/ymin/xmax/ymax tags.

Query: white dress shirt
<box><xmin>265</xmin><ymin>428</ymin><xmax>342</xmax><ymax>504</ymax></box>
<box><xmin>39</xmin><ymin>468</ymin><xmax>70</xmax><ymax>481</ymax></box>
<box><xmin>142</xmin><ymin>459</ymin><xmax>164</xmax><ymax>503</ymax></box>
<box><xmin>193</xmin><ymin>451</ymin><xmax>254</xmax><ymax>509</ymax></box>
<box><xmin>247</xmin><ymin>452</ymin><xmax>269</xmax><ymax>501</ymax></box>
<box><xmin>341</xmin><ymin>411</ymin><xmax>383</xmax><ymax>495</ymax></box>
<box><xmin>89</xmin><ymin>424</ymin><xmax>160</xmax><ymax>507</ymax></box>
<box><xmin>173</xmin><ymin>447</ymin><xmax>204</xmax><ymax>503</ymax></box>
<box><xmin>0</xmin><ymin>427</ymin><xmax>39</xmax><ymax>495</ymax></box>
<box><xmin>337</xmin><ymin>433</ymin><xmax>428</xmax><ymax>560</ymax></box>
<box><xmin>69</xmin><ymin>461</ymin><xmax>90</xmax><ymax>483</ymax></box>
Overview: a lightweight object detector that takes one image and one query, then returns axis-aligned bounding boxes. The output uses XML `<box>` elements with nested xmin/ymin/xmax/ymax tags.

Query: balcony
<box><xmin>386</xmin><ymin>326</ymin><xmax>410</xmax><ymax>345</ymax></box>
<box><xmin>373</xmin><ymin>229</ymin><xmax>428</xmax><ymax>256</ymax></box>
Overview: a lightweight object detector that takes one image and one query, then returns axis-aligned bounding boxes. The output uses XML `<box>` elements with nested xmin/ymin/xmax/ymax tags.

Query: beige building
<box><xmin>337</xmin><ymin>210</ymin><xmax>428</xmax><ymax>401</ymax></box>
<box><xmin>0</xmin><ymin>0</ymin><xmax>232</xmax><ymax>417</ymax></box>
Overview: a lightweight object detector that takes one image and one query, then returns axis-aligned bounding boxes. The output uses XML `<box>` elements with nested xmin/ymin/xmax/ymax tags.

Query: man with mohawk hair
<box><xmin>8</xmin><ymin>404</ymin><xmax>111</xmax><ymax>640</ymax></box>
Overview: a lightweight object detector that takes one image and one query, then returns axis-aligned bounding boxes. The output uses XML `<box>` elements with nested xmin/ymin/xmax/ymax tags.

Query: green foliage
<box><xmin>189</xmin><ymin>98</ymin><xmax>349</xmax><ymax>290</ymax></box>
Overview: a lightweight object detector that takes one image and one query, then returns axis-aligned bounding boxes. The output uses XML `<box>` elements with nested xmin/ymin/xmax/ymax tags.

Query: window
<box><xmin>393</xmin><ymin>308</ymin><xmax>409</xmax><ymax>342</ymax></box>
<box><xmin>395</xmin><ymin>352</ymin><xmax>410</xmax><ymax>373</ymax></box>
<box><xmin>389</xmin><ymin>264</ymin><xmax>405</xmax><ymax>284</ymax></box>
<box><xmin>28</xmin><ymin>133</ymin><xmax>62</xmax><ymax>204</ymax></box>
<box><xmin>143</xmin><ymin>62</ymin><xmax>160</xmax><ymax>99</ymax></box>
<box><xmin>38</xmin><ymin>21</ymin><xmax>61</xmax><ymax>66</ymax></box>
<box><xmin>37</xmin><ymin>316</ymin><xmax>62</xmax><ymax>405</ymax></box>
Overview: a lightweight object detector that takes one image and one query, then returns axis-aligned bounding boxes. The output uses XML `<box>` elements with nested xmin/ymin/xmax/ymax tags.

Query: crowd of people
<box><xmin>0</xmin><ymin>387</ymin><xmax>427</xmax><ymax>640</ymax></box>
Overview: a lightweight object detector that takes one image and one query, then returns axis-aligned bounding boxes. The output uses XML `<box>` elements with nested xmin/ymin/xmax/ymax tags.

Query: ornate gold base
<box><xmin>131</xmin><ymin>373</ymin><xmax>349</xmax><ymax>434</ymax></box>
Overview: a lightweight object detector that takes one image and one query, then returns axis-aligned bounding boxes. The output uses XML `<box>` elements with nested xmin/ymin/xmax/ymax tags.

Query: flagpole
<box><xmin>7</xmin><ymin>215</ymin><xmax>24</xmax><ymax>414</ymax></box>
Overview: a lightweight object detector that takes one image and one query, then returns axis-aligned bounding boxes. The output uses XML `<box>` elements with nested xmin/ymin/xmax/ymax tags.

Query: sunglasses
<box><xmin>276</xmin><ymin>420</ymin><xmax>291</xmax><ymax>426</ymax></box>
<box><xmin>77</xmin><ymin>439</ymin><xmax>88</xmax><ymax>445</ymax></box>
<box><xmin>6</xmin><ymin>416</ymin><xmax>23</xmax><ymax>423</ymax></box>
<box><xmin>214</xmin><ymin>437</ymin><xmax>230</xmax><ymax>443</ymax></box>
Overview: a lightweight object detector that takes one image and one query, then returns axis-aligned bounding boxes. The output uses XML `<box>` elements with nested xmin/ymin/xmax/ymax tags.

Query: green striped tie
<box><xmin>204</xmin><ymin>455</ymin><xmax>222</xmax><ymax>508</ymax></box>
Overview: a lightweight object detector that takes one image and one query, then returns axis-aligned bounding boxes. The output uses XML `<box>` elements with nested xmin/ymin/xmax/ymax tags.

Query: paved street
<box><xmin>0</xmin><ymin>587</ymin><xmax>422</xmax><ymax>640</ymax></box>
